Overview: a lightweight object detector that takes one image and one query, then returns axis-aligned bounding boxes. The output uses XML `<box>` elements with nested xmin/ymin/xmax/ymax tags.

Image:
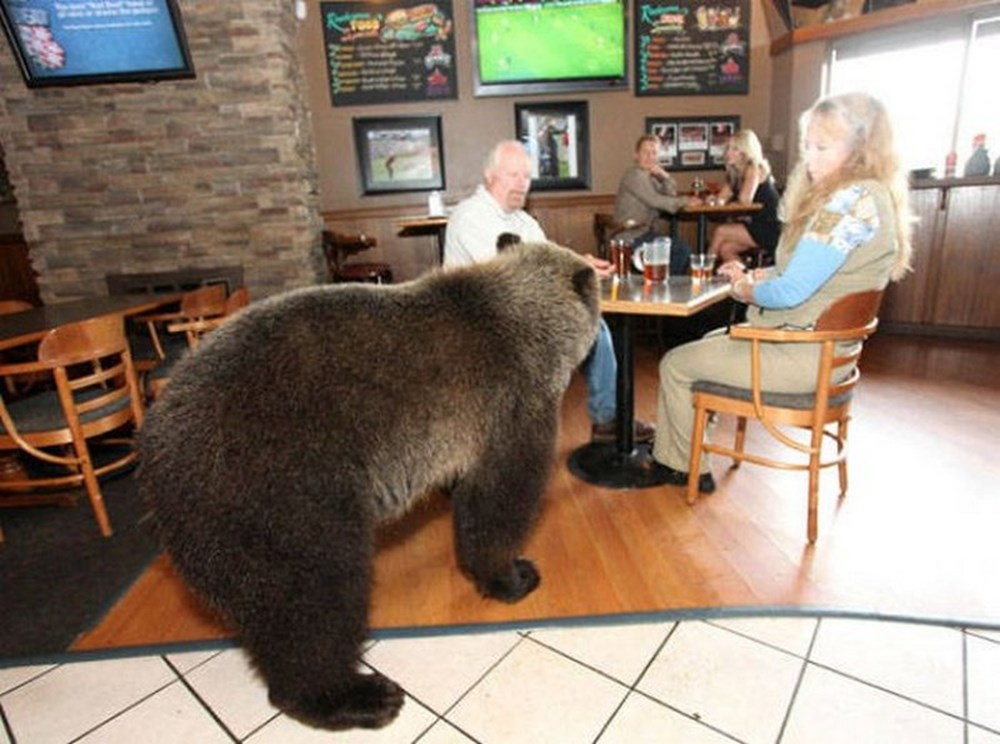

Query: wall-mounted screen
<box><xmin>0</xmin><ymin>0</ymin><xmax>195</xmax><ymax>88</ymax></box>
<box><xmin>470</xmin><ymin>0</ymin><xmax>627</xmax><ymax>97</ymax></box>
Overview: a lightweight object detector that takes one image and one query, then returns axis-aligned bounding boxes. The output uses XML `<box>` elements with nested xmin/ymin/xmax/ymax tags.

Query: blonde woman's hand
<box><xmin>716</xmin><ymin>260</ymin><xmax>747</xmax><ymax>284</ymax></box>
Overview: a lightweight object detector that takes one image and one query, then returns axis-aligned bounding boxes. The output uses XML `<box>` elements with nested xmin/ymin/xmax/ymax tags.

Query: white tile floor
<box><xmin>2</xmin><ymin>613</ymin><xmax>1000</xmax><ymax>743</ymax></box>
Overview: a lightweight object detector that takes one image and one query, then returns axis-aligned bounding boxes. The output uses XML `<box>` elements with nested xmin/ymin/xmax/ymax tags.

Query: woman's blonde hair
<box><xmin>725</xmin><ymin>129</ymin><xmax>771</xmax><ymax>186</ymax></box>
<box><xmin>780</xmin><ymin>92</ymin><xmax>913</xmax><ymax>280</ymax></box>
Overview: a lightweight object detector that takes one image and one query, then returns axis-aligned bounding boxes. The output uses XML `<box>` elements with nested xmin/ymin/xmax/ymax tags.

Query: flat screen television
<box><xmin>0</xmin><ymin>0</ymin><xmax>195</xmax><ymax>88</ymax></box>
<box><xmin>470</xmin><ymin>0</ymin><xmax>628</xmax><ymax>97</ymax></box>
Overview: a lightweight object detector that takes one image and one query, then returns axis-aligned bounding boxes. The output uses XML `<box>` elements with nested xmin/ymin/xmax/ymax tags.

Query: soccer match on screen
<box><xmin>474</xmin><ymin>0</ymin><xmax>624</xmax><ymax>83</ymax></box>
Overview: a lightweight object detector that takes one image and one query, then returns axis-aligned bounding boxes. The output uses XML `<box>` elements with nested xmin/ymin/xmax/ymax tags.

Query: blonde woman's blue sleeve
<box><xmin>752</xmin><ymin>185</ymin><xmax>880</xmax><ymax>309</ymax></box>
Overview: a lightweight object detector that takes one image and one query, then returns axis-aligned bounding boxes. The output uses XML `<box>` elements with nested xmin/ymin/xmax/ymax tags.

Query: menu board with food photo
<box><xmin>635</xmin><ymin>0</ymin><xmax>750</xmax><ymax>96</ymax></box>
<box><xmin>320</xmin><ymin>1</ymin><xmax>456</xmax><ymax>106</ymax></box>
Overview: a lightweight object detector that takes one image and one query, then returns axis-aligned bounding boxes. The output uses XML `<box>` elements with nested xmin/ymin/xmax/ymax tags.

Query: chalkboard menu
<box><xmin>635</xmin><ymin>0</ymin><xmax>750</xmax><ymax>96</ymax></box>
<box><xmin>320</xmin><ymin>1</ymin><xmax>457</xmax><ymax>106</ymax></box>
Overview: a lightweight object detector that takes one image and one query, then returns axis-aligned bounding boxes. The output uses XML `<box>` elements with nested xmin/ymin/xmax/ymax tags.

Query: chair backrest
<box><xmin>322</xmin><ymin>230</ymin><xmax>378</xmax><ymax>280</ymax></box>
<box><xmin>815</xmin><ymin>289</ymin><xmax>884</xmax><ymax>332</ymax></box>
<box><xmin>593</xmin><ymin>213</ymin><xmax>618</xmax><ymax>258</ymax></box>
<box><xmin>166</xmin><ymin>285</ymin><xmax>250</xmax><ymax>348</ymax></box>
<box><xmin>224</xmin><ymin>286</ymin><xmax>250</xmax><ymax>314</ymax></box>
<box><xmin>36</xmin><ymin>314</ymin><xmax>144</xmax><ymax>430</ymax></box>
<box><xmin>38</xmin><ymin>313</ymin><xmax>130</xmax><ymax>366</ymax></box>
<box><xmin>178</xmin><ymin>283</ymin><xmax>228</xmax><ymax>319</ymax></box>
<box><xmin>0</xmin><ymin>300</ymin><xmax>43</xmax><ymax>394</ymax></box>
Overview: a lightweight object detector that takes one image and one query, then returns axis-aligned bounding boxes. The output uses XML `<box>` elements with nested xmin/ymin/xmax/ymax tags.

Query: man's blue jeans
<box><xmin>581</xmin><ymin>318</ymin><xmax>617</xmax><ymax>425</ymax></box>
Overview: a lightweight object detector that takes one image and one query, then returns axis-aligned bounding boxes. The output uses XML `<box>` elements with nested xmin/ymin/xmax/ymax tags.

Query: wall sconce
<box><xmin>294</xmin><ymin>0</ymin><xmax>307</xmax><ymax>21</ymax></box>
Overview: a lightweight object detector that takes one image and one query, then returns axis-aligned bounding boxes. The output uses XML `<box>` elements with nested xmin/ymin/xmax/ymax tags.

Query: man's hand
<box><xmin>584</xmin><ymin>254</ymin><xmax>613</xmax><ymax>280</ymax></box>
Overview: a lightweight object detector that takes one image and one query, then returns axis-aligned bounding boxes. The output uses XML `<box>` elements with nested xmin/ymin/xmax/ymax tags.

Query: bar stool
<box><xmin>322</xmin><ymin>230</ymin><xmax>393</xmax><ymax>284</ymax></box>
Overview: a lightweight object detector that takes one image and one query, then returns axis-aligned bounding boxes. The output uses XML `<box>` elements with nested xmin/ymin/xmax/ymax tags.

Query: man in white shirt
<box><xmin>444</xmin><ymin>140</ymin><xmax>654</xmax><ymax>443</ymax></box>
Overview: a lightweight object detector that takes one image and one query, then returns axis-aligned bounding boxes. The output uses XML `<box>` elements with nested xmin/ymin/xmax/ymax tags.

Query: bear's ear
<box><xmin>571</xmin><ymin>267</ymin><xmax>595</xmax><ymax>303</ymax></box>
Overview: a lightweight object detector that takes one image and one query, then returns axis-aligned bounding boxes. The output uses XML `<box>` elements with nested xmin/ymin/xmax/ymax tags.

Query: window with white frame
<box><xmin>827</xmin><ymin>10</ymin><xmax>1000</xmax><ymax>176</ymax></box>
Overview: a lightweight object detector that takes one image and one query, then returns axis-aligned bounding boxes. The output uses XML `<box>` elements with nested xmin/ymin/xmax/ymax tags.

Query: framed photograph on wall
<box><xmin>514</xmin><ymin>101</ymin><xmax>590</xmax><ymax>191</ymax></box>
<box><xmin>352</xmin><ymin>115</ymin><xmax>445</xmax><ymax>195</ymax></box>
<box><xmin>645</xmin><ymin>115</ymin><xmax>740</xmax><ymax>171</ymax></box>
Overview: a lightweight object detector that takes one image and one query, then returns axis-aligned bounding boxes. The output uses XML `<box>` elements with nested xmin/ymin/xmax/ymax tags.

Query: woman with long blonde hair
<box><xmin>708</xmin><ymin>128</ymin><xmax>782</xmax><ymax>264</ymax></box>
<box><xmin>652</xmin><ymin>92</ymin><xmax>913</xmax><ymax>492</ymax></box>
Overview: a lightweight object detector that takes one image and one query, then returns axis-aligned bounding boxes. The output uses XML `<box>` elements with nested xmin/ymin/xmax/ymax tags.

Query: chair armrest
<box><xmin>166</xmin><ymin>318</ymin><xmax>226</xmax><ymax>335</ymax></box>
<box><xmin>0</xmin><ymin>358</ymin><xmax>46</xmax><ymax>376</ymax></box>
<box><xmin>729</xmin><ymin>318</ymin><xmax>877</xmax><ymax>344</ymax></box>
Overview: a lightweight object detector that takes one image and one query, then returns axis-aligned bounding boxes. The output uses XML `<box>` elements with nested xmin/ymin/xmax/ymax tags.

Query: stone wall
<box><xmin>0</xmin><ymin>0</ymin><xmax>323</xmax><ymax>301</ymax></box>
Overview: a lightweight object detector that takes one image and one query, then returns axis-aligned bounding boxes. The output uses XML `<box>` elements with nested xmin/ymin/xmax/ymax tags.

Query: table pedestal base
<box><xmin>567</xmin><ymin>442</ymin><xmax>674</xmax><ymax>489</ymax></box>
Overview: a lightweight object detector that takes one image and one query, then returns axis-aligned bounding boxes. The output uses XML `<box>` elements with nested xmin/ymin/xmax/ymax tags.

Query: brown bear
<box><xmin>139</xmin><ymin>242</ymin><xmax>600</xmax><ymax>731</ymax></box>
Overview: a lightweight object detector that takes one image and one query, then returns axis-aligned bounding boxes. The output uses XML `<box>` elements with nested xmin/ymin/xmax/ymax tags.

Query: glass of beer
<box><xmin>690</xmin><ymin>253</ymin><xmax>714</xmax><ymax>282</ymax></box>
<box><xmin>634</xmin><ymin>238</ymin><xmax>671</xmax><ymax>283</ymax></box>
<box><xmin>609</xmin><ymin>239</ymin><xmax>632</xmax><ymax>279</ymax></box>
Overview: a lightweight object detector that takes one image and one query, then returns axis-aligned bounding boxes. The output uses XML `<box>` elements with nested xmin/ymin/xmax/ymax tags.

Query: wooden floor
<box><xmin>74</xmin><ymin>332</ymin><xmax>1000</xmax><ymax>652</ymax></box>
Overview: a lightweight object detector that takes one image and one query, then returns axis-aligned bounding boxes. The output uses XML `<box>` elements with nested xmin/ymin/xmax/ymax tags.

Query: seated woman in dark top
<box><xmin>707</xmin><ymin>129</ymin><xmax>781</xmax><ymax>265</ymax></box>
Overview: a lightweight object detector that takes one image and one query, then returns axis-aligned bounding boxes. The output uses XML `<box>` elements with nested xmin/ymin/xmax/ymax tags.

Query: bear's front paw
<box><xmin>481</xmin><ymin>557</ymin><xmax>541</xmax><ymax>603</ymax></box>
<box><xmin>272</xmin><ymin>672</ymin><xmax>405</xmax><ymax>731</ymax></box>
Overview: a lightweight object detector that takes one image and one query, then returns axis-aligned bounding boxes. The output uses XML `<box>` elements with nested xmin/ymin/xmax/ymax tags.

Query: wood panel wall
<box><xmin>322</xmin><ymin>194</ymin><xmax>701</xmax><ymax>283</ymax></box>
<box><xmin>881</xmin><ymin>178</ymin><xmax>1000</xmax><ymax>339</ymax></box>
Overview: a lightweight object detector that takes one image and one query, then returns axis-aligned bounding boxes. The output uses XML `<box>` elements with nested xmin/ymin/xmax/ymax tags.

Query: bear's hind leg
<box><xmin>252</xmin><ymin>575</ymin><xmax>406</xmax><ymax>730</ymax></box>
<box><xmin>234</xmin><ymin>512</ymin><xmax>405</xmax><ymax>730</ymax></box>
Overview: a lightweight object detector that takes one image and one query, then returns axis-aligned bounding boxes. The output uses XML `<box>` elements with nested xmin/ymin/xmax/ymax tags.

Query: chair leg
<box><xmin>806</xmin><ymin>422</ymin><xmax>827</xmax><ymax>544</ymax></box>
<box><xmin>837</xmin><ymin>416</ymin><xmax>850</xmax><ymax>498</ymax></box>
<box><xmin>732</xmin><ymin>416</ymin><xmax>747</xmax><ymax>469</ymax></box>
<box><xmin>807</xmin><ymin>458</ymin><xmax>820</xmax><ymax>544</ymax></box>
<box><xmin>686</xmin><ymin>399</ymin><xmax>709</xmax><ymax>505</ymax></box>
<box><xmin>74</xmin><ymin>442</ymin><xmax>113</xmax><ymax>537</ymax></box>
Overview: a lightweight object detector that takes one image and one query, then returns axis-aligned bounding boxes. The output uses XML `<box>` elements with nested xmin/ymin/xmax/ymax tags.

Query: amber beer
<box><xmin>610</xmin><ymin>240</ymin><xmax>632</xmax><ymax>278</ymax></box>
<box><xmin>689</xmin><ymin>254</ymin><xmax>714</xmax><ymax>282</ymax></box>
<box><xmin>643</xmin><ymin>261</ymin><xmax>668</xmax><ymax>283</ymax></box>
<box><xmin>635</xmin><ymin>237</ymin><xmax>671</xmax><ymax>283</ymax></box>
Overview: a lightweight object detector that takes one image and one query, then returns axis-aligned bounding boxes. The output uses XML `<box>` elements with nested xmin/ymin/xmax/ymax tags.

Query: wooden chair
<box><xmin>0</xmin><ymin>299</ymin><xmax>42</xmax><ymax>397</ymax></box>
<box><xmin>135</xmin><ymin>283</ymin><xmax>227</xmax><ymax>361</ymax></box>
<box><xmin>686</xmin><ymin>289</ymin><xmax>884</xmax><ymax>543</ymax></box>
<box><xmin>0</xmin><ymin>314</ymin><xmax>145</xmax><ymax>540</ymax></box>
<box><xmin>593</xmin><ymin>213</ymin><xmax>622</xmax><ymax>260</ymax></box>
<box><xmin>166</xmin><ymin>286</ymin><xmax>249</xmax><ymax>348</ymax></box>
<box><xmin>145</xmin><ymin>284</ymin><xmax>232</xmax><ymax>400</ymax></box>
<box><xmin>109</xmin><ymin>268</ymin><xmax>242</xmax><ymax>372</ymax></box>
<box><xmin>322</xmin><ymin>230</ymin><xmax>393</xmax><ymax>284</ymax></box>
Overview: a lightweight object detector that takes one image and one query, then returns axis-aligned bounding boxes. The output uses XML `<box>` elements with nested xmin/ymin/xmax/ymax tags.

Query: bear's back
<box><xmin>139</xmin><ymin>243</ymin><xmax>599</xmax><ymax>547</ymax></box>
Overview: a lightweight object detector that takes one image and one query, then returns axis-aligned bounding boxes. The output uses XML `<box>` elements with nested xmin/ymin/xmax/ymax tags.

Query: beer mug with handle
<box><xmin>633</xmin><ymin>237</ymin><xmax>671</xmax><ymax>282</ymax></box>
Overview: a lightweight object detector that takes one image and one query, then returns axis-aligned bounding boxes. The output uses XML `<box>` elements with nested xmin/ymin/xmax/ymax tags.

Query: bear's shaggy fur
<box><xmin>139</xmin><ymin>242</ymin><xmax>600</xmax><ymax>731</ymax></box>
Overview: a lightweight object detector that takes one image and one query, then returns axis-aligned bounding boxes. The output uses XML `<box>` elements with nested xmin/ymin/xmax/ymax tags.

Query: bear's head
<box><xmin>480</xmin><ymin>241</ymin><xmax>601</xmax><ymax>381</ymax></box>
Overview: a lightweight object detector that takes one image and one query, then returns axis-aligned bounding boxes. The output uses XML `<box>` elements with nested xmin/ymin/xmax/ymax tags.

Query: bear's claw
<box><xmin>271</xmin><ymin>672</ymin><xmax>405</xmax><ymax>731</ymax></box>
<box><xmin>481</xmin><ymin>557</ymin><xmax>541</xmax><ymax>603</ymax></box>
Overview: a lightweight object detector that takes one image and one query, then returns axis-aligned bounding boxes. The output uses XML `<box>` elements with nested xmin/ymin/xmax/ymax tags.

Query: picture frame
<box><xmin>514</xmin><ymin>101</ymin><xmax>590</xmax><ymax>191</ymax></box>
<box><xmin>352</xmin><ymin>115</ymin><xmax>445</xmax><ymax>195</ymax></box>
<box><xmin>645</xmin><ymin>115</ymin><xmax>740</xmax><ymax>171</ymax></box>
